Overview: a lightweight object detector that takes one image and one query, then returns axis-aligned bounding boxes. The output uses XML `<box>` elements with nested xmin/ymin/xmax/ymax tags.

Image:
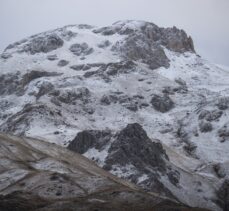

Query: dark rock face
<box><xmin>69</xmin><ymin>43</ymin><xmax>94</xmax><ymax>56</ymax></box>
<box><xmin>23</xmin><ymin>34</ymin><xmax>64</xmax><ymax>54</ymax></box>
<box><xmin>112</xmin><ymin>34</ymin><xmax>170</xmax><ymax>70</ymax></box>
<box><xmin>68</xmin><ymin>123</ymin><xmax>179</xmax><ymax>199</ymax></box>
<box><xmin>105</xmin><ymin>123</ymin><xmax>169</xmax><ymax>172</ymax></box>
<box><xmin>95</xmin><ymin>20</ymin><xmax>195</xmax><ymax>54</ymax></box>
<box><xmin>161</xmin><ymin>27</ymin><xmax>195</xmax><ymax>53</ymax></box>
<box><xmin>94</xmin><ymin>21</ymin><xmax>195</xmax><ymax>70</ymax></box>
<box><xmin>216</xmin><ymin>179</ymin><xmax>229</xmax><ymax>211</ymax></box>
<box><xmin>151</xmin><ymin>94</ymin><xmax>174</xmax><ymax>113</ymax></box>
<box><xmin>68</xmin><ymin>130</ymin><xmax>112</xmax><ymax>154</ymax></box>
<box><xmin>199</xmin><ymin>121</ymin><xmax>213</xmax><ymax>133</ymax></box>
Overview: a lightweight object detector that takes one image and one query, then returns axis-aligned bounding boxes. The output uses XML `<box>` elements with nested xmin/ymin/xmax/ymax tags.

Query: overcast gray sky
<box><xmin>0</xmin><ymin>0</ymin><xmax>228</xmax><ymax>66</ymax></box>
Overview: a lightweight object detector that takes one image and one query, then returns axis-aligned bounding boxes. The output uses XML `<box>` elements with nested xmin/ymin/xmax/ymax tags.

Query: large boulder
<box><xmin>57</xmin><ymin>60</ymin><xmax>69</xmax><ymax>67</ymax></box>
<box><xmin>69</xmin><ymin>43</ymin><xmax>94</xmax><ymax>56</ymax></box>
<box><xmin>151</xmin><ymin>94</ymin><xmax>174</xmax><ymax>113</ymax></box>
<box><xmin>216</xmin><ymin>97</ymin><xmax>229</xmax><ymax>110</ymax></box>
<box><xmin>199</xmin><ymin>121</ymin><xmax>213</xmax><ymax>133</ymax></box>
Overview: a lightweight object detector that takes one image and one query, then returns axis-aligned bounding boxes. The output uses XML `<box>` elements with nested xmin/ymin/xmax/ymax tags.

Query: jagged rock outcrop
<box><xmin>68</xmin><ymin>123</ymin><xmax>178</xmax><ymax>198</ymax></box>
<box><xmin>94</xmin><ymin>20</ymin><xmax>195</xmax><ymax>53</ymax></box>
<box><xmin>104</xmin><ymin>123</ymin><xmax>169</xmax><ymax>171</ymax></box>
<box><xmin>68</xmin><ymin>123</ymin><xmax>222</xmax><ymax>210</ymax></box>
<box><xmin>112</xmin><ymin>34</ymin><xmax>170</xmax><ymax>70</ymax></box>
<box><xmin>94</xmin><ymin>20</ymin><xmax>194</xmax><ymax>70</ymax></box>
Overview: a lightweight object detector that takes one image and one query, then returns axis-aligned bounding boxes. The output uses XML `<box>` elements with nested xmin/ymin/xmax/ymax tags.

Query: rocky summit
<box><xmin>0</xmin><ymin>20</ymin><xmax>229</xmax><ymax>211</ymax></box>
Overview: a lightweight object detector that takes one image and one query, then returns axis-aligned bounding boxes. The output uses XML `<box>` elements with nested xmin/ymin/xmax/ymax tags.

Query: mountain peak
<box><xmin>0</xmin><ymin>20</ymin><xmax>228</xmax><ymax>211</ymax></box>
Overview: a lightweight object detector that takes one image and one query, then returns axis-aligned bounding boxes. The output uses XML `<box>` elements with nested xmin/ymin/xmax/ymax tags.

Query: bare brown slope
<box><xmin>0</xmin><ymin>133</ymin><xmax>209</xmax><ymax>211</ymax></box>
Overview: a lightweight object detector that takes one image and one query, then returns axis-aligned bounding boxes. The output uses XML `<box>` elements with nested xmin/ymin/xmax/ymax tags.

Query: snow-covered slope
<box><xmin>0</xmin><ymin>20</ymin><xmax>228</xmax><ymax>210</ymax></box>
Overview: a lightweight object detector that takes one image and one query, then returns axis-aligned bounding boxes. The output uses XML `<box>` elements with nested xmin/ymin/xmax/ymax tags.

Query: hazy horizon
<box><xmin>0</xmin><ymin>0</ymin><xmax>228</xmax><ymax>66</ymax></box>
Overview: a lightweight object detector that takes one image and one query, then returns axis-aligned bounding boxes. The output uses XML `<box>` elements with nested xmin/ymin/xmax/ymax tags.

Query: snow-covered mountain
<box><xmin>0</xmin><ymin>20</ymin><xmax>228</xmax><ymax>210</ymax></box>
